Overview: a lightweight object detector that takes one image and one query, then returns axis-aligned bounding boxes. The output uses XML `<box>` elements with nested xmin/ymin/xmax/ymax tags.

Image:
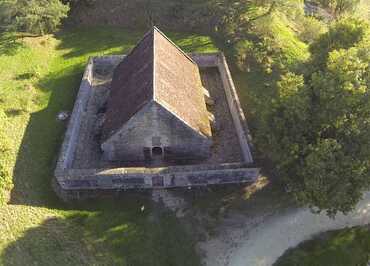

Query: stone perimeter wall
<box><xmin>55</xmin><ymin>57</ymin><xmax>94</xmax><ymax>171</ymax></box>
<box><xmin>190</xmin><ymin>53</ymin><xmax>254</xmax><ymax>163</ymax></box>
<box><xmin>55</xmin><ymin>56</ymin><xmax>124</xmax><ymax>173</ymax></box>
<box><xmin>54</xmin><ymin>53</ymin><xmax>258</xmax><ymax>193</ymax></box>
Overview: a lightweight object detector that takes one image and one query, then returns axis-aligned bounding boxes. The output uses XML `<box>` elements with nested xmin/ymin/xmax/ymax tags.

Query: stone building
<box><xmin>101</xmin><ymin>27</ymin><xmax>213</xmax><ymax>162</ymax></box>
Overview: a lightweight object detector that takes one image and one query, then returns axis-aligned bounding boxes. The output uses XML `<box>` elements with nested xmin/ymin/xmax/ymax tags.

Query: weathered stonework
<box><xmin>54</xmin><ymin>52</ymin><xmax>259</xmax><ymax>199</ymax></box>
<box><xmin>101</xmin><ymin>101</ymin><xmax>212</xmax><ymax>162</ymax></box>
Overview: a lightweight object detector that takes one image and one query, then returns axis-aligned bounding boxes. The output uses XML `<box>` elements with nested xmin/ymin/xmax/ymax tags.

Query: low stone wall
<box><xmin>217</xmin><ymin>54</ymin><xmax>254</xmax><ymax>163</ymax></box>
<box><xmin>92</xmin><ymin>55</ymin><xmax>124</xmax><ymax>76</ymax></box>
<box><xmin>55</xmin><ymin>56</ymin><xmax>124</xmax><ymax>174</ymax></box>
<box><xmin>54</xmin><ymin>53</ymin><xmax>258</xmax><ymax>195</ymax></box>
<box><xmin>57</xmin><ymin>165</ymin><xmax>259</xmax><ymax>190</ymax></box>
<box><xmin>55</xmin><ymin>58</ymin><xmax>94</xmax><ymax>172</ymax></box>
<box><xmin>190</xmin><ymin>53</ymin><xmax>219</xmax><ymax>67</ymax></box>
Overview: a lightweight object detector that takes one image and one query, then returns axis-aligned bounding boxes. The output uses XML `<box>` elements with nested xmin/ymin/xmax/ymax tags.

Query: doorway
<box><xmin>152</xmin><ymin>146</ymin><xmax>163</xmax><ymax>157</ymax></box>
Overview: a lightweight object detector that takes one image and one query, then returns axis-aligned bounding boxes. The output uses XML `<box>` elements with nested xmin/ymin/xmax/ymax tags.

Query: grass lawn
<box><xmin>0</xmin><ymin>23</ymin><xmax>303</xmax><ymax>265</ymax></box>
<box><xmin>274</xmin><ymin>226</ymin><xmax>370</xmax><ymax>266</ymax></box>
<box><xmin>0</xmin><ymin>26</ymin><xmax>217</xmax><ymax>266</ymax></box>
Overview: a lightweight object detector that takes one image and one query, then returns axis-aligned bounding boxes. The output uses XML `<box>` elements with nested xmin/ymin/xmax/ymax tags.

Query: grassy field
<box><xmin>0</xmin><ymin>22</ymin><xmax>308</xmax><ymax>266</ymax></box>
<box><xmin>274</xmin><ymin>226</ymin><xmax>370</xmax><ymax>266</ymax></box>
<box><xmin>0</xmin><ymin>27</ymin><xmax>217</xmax><ymax>266</ymax></box>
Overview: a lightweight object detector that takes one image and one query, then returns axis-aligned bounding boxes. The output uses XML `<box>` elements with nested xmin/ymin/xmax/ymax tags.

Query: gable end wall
<box><xmin>101</xmin><ymin>101</ymin><xmax>211</xmax><ymax>162</ymax></box>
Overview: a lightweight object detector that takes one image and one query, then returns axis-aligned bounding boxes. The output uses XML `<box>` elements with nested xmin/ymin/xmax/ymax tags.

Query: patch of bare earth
<box><xmin>199</xmin><ymin>191</ymin><xmax>370</xmax><ymax>266</ymax></box>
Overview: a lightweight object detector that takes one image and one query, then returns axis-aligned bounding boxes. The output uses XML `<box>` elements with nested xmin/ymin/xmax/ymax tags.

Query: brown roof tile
<box><xmin>153</xmin><ymin>29</ymin><xmax>211</xmax><ymax>137</ymax></box>
<box><xmin>102</xmin><ymin>30</ymin><xmax>154</xmax><ymax>140</ymax></box>
<box><xmin>102</xmin><ymin>27</ymin><xmax>211</xmax><ymax>141</ymax></box>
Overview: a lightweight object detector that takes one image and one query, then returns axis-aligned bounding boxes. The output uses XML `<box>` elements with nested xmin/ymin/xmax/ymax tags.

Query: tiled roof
<box><xmin>102</xmin><ymin>27</ymin><xmax>211</xmax><ymax>141</ymax></box>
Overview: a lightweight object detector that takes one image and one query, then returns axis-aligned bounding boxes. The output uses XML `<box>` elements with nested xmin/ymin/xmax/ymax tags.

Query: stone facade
<box><xmin>101</xmin><ymin>101</ymin><xmax>212</xmax><ymax>162</ymax></box>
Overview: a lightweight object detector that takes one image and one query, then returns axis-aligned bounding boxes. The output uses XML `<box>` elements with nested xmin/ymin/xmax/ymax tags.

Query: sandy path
<box><xmin>200</xmin><ymin>191</ymin><xmax>370</xmax><ymax>266</ymax></box>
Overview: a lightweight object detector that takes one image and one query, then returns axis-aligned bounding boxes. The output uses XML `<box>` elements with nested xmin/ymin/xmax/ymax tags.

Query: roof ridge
<box><xmin>152</xmin><ymin>26</ymin><xmax>197</xmax><ymax>66</ymax></box>
<box><xmin>152</xmin><ymin>26</ymin><xmax>156</xmax><ymax>102</ymax></box>
<box><xmin>121</xmin><ymin>28</ymin><xmax>154</xmax><ymax>62</ymax></box>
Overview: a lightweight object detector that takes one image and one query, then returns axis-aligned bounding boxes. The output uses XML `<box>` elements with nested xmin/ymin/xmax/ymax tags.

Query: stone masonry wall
<box><xmin>58</xmin><ymin>164</ymin><xmax>259</xmax><ymax>190</ymax></box>
<box><xmin>217</xmin><ymin>54</ymin><xmax>254</xmax><ymax>163</ymax></box>
<box><xmin>55</xmin><ymin>58</ymin><xmax>94</xmax><ymax>172</ymax></box>
<box><xmin>101</xmin><ymin>101</ymin><xmax>212</xmax><ymax>161</ymax></box>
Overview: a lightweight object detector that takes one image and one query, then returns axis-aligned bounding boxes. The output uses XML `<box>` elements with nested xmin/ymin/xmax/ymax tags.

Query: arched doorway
<box><xmin>152</xmin><ymin>146</ymin><xmax>163</xmax><ymax>157</ymax></box>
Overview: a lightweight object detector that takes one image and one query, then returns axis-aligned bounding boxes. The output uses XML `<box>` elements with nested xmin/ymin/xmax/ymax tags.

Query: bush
<box><xmin>0</xmin><ymin>0</ymin><xmax>70</xmax><ymax>35</ymax></box>
<box><xmin>274</xmin><ymin>226</ymin><xmax>370</xmax><ymax>266</ymax></box>
<box><xmin>298</xmin><ymin>16</ymin><xmax>327</xmax><ymax>43</ymax></box>
<box><xmin>310</xmin><ymin>17</ymin><xmax>369</xmax><ymax>69</ymax></box>
<box><xmin>232</xmin><ymin>11</ymin><xmax>309</xmax><ymax>74</ymax></box>
<box><xmin>233</xmin><ymin>40</ymin><xmax>255</xmax><ymax>71</ymax></box>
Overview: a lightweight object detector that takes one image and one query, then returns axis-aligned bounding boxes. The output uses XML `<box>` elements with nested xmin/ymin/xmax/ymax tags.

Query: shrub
<box><xmin>0</xmin><ymin>0</ymin><xmax>70</xmax><ymax>35</ymax></box>
<box><xmin>310</xmin><ymin>17</ymin><xmax>369</xmax><ymax>69</ymax></box>
<box><xmin>298</xmin><ymin>16</ymin><xmax>327</xmax><ymax>43</ymax></box>
<box><xmin>233</xmin><ymin>40</ymin><xmax>255</xmax><ymax>71</ymax></box>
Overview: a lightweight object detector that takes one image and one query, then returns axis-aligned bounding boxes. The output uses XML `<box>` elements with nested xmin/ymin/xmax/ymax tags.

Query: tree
<box><xmin>258</xmin><ymin>18</ymin><xmax>370</xmax><ymax>216</ymax></box>
<box><xmin>316</xmin><ymin>0</ymin><xmax>360</xmax><ymax>18</ymax></box>
<box><xmin>310</xmin><ymin>17</ymin><xmax>369</xmax><ymax>70</ymax></box>
<box><xmin>298</xmin><ymin>16</ymin><xmax>327</xmax><ymax>43</ymax></box>
<box><xmin>0</xmin><ymin>0</ymin><xmax>69</xmax><ymax>35</ymax></box>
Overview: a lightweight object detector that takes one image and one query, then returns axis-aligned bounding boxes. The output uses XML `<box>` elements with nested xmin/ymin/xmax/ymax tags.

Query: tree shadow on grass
<box><xmin>5</xmin><ymin>27</ymin><xmax>221</xmax><ymax>265</ymax></box>
<box><xmin>54</xmin><ymin>27</ymin><xmax>145</xmax><ymax>59</ymax></box>
<box><xmin>1</xmin><ymin>195</ymin><xmax>201</xmax><ymax>266</ymax></box>
<box><xmin>54</xmin><ymin>27</ymin><xmax>217</xmax><ymax>60</ymax></box>
<box><xmin>7</xmin><ymin>28</ymin><xmax>143</xmax><ymax>207</ymax></box>
<box><xmin>9</xmin><ymin>26</ymin><xmax>219</xmax><ymax>208</ymax></box>
<box><xmin>1</xmin><ymin>217</ymin><xmax>94</xmax><ymax>266</ymax></box>
<box><xmin>166</xmin><ymin>32</ymin><xmax>216</xmax><ymax>53</ymax></box>
<box><xmin>0</xmin><ymin>33</ymin><xmax>24</xmax><ymax>56</ymax></box>
<box><xmin>7</xmin><ymin>28</ymin><xmax>142</xmax><ymax>207</ymax></box>
<box><xmin>8</xmin><ymin>64</ymin><xmax>84</xmax><ymax>207</ymax></box>
<box><xmin>182</xmin><ymin>177</ymin><xmax>293</xmax><ymax>217</ymax></box>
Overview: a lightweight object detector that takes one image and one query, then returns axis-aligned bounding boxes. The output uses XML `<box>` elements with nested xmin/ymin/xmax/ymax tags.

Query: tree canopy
<box><xmin>315</xmin><ymin>0</ymin><xmax>361</xmax><ymax>18</ymax></box>
<box><xmin>0</xmin><ymin>0</ymin><xmax>69</xmax><ymax>35</ymax></box>
<box><xmin>258</xmin><ymin>18</ymin><xmax>370</xmax><ymax>216</ymax></box>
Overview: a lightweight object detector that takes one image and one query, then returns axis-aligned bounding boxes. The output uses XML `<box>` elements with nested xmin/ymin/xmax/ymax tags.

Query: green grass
<box><xmin>0</xmin><ymin>22</ymin><xmax>309</xmax><ymax>266</ymax></box>
<box><xmin>0</xmin><ymin>26</ymin><xmax>217</xmax><ymax>266</ymax></box>
<box><xmin>253</xmin><ymin>12</ymin><xmax>310</xmax><ymax>68</ymax></box>
<box><xmin>274</xmin><ymin>226</ymin><xmax>370</xmax><ymax>266</ymax></box>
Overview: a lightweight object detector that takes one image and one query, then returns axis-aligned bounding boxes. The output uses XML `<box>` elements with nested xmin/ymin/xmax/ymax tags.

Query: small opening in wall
<box><xmin>152</xmin><ymin>146</ymin><xmax>163</xmax><ymax>156</ymax></box>
<box><xmin>143</xmin><ymin>147</ymin><xmax>151</xmax><ymax>161</ymax></box>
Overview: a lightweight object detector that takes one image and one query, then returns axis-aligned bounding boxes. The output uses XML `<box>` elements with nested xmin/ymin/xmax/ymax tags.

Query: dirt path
<box><xmin>200</xmin><ymin>191</ymin><xmax>370</xmax><ymax>266</ymax></box>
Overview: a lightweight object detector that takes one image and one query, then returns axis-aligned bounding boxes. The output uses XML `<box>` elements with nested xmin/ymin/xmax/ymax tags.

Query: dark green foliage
<box><xmin>66</xmin><ymin>0</ymin><xmax>308</xmax><ymax>74</ymax></box>
<box><xmin>310</xmin><ymin>17</ymin><xmax>369</xmax><ymax>69</ymax></box>
<box><xmin>219</xmin><ymin>1</ymin><xmax>309</xmax><ymax>74</ymax></box>
<box><xmin>314</xmin><ymin>0</ymin><xmax>361</xmax><ymax>17</ymax></box>
<box><xmin>274</xmin><ymin>226</ymin><xmax>370</xmax><ymax>266</ymax></box>
<box><xmin>298</xmin><ymin>16</ymin><xmax>327</xmax><ymax>43</ymax></box>
<box><xmin>258</xmin><ymin>18</ymin><xmax>370</xmax><ymax>216</ymax></box>
<box><xmin>0</xmin><ymin>0</ymin><xmax>69</xmax><ymax>35</ymax></box>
